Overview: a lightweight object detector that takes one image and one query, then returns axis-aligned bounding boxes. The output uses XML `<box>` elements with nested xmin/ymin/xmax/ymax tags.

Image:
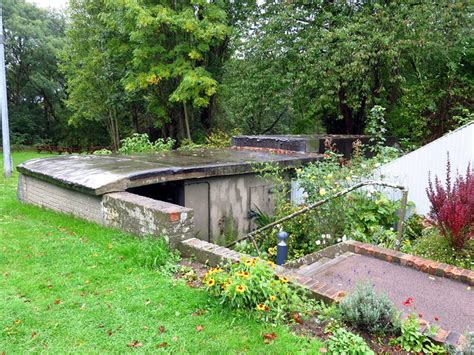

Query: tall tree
<box><xmin>218</xmin><ymin>0</ymin><xmax>473</xmax><ymax>146</ymax></box>
<box><xmin>3</xmin><ymin>0</ymin><xmax>68</xmax><ymax>145</ymax></box>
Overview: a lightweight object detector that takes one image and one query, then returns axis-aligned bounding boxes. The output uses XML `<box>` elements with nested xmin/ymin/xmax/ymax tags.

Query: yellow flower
<box><xmin>270</xmin><ymin>295</ymin><xmax>276</xmax><ymax>302</ymax></box>
<box><xmin>245</xmin><ymin>259</ymin><xmax>254</xmax><ymax>266</ymax></box>
<box><xmin>236</xmin><ymin>285</ymin><xmax>246</xmax><ymax>294</ymax></box>
<box><xmin>207</xmin><ymin>278</ymin><xmax>216</xmax><ymax>287</ymax></box>
<box><xmin>319</xmin><ymin>188</ymin><xmax>326</xmax><ymax>196</ymax></box>
<box><xmin>279</xmin><ymin>276</ymin><xmax>289</xmax><ymax>283</ymax></box>
<box><xmin>256</xmin><ymin>303</ymin><xmax>266</xmax><ymax>311</ymax></box>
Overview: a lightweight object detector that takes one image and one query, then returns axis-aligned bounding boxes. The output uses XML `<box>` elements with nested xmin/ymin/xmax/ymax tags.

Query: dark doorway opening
<box><xmin>127</xmin><ymin>181</ymin><xmax>185</xmax><ymax>206</ymax></box>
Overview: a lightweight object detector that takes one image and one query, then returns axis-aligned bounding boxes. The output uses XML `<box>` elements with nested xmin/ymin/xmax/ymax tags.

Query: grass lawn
<box><xmin>0</xmin><ymin>152</ymin><xmax>323</xmax><ymax>353</ymax></box>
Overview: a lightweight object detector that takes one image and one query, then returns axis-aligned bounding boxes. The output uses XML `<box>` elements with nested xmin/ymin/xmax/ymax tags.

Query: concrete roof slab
<box><xmin>18</xmin><ymin>148</ymin><xmax>319</xmax><ymax>195</ymax></box>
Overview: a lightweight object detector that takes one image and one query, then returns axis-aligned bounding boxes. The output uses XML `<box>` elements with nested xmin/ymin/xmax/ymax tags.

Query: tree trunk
<box><xmin>183</xmin><ymin>102</ymin><xmax>191</xmax><ymax>141</ymax></box>
<box><xmin>338</xmin><ymin>88</ymin><xmax>355</xmax><ymax>134</ymax></box>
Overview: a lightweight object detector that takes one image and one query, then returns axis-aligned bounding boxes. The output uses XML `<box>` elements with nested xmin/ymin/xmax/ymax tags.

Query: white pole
<box><xmin>0</xmin><ymin>5</ymin><xmax>12</xmax><ymax>177</ymax></box>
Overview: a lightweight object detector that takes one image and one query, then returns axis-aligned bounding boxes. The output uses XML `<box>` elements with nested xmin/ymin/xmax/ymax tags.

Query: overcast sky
<box><xmin>28</xmin><ymin>0</ymin><xmax>68</xmax><ymax>10</ymax></box>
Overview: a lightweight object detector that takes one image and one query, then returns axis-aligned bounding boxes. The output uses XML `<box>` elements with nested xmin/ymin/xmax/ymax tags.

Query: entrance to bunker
<box><xmin>127</xmin><ymin>181</ymin><xmax>185</xmax><ymax>206</ymax></box>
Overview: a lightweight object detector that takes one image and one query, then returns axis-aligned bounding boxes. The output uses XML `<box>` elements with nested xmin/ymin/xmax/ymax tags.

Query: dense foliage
<box><xmin>2</xmin><ymin>1</ymin><xmax>472</xmax><ymax>149</ymax></box>
<box><xmin>203</xmin><ymin>257</ymin><xmax>311</xmax><ymax>323</ymax></box>
<box><xmin>217</xmin><ymin>1</ymin><xmax>473</xmax><ymax>147</ymax></box>
<box><xmin>236</xmin><ymin>138</ymin><xmax>401</xmax><ymax>260</ymax></box>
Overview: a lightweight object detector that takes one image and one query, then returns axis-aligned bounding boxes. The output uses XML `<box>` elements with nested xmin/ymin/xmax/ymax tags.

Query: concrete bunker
<box><xmin>17</xmin><ymin>146</ymin><xmax>320</xmax><ymax>246</ymax></box>
<box><xmin>17</xmin><ymin>135</ymin><xmax>379</xmax><ymax>246</ymax></box>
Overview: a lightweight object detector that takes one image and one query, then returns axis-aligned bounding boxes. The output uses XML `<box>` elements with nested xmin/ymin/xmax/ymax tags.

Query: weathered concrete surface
<box><xmin>232</xmin><ymin>135</ymin><xmax>398</xmax><ymax>158</ymax></box>
<box><xmin>17</xmin><ymin>148</ymin><xmax>318</xmax><ymax>195</ymax></box>
<box><xmin>103</xmin><ymin>192</ymin><xmax>193</xmax><ymax>247</ymax></box>
<box><xmin>309</xmin><ymin>253</ymin><xmax>473</xmax><ymax>334</ymax></box>
<box><xmin>183</xmin><ymin>174</ymin><xmax>276</xmax><ymax>243</ymax></box>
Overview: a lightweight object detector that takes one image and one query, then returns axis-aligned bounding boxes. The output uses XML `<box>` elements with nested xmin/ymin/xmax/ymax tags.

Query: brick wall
<box><xmin>17</xmin><ymin>174</ymin><xmax>104</xmax><ymax>224</ymax></box>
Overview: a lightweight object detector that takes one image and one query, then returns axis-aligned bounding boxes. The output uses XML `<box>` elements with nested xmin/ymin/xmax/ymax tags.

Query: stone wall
<box><xmin>18</xmin><ymin>174</ymin><xmax>194</xmax><ymax>246</ymax></box>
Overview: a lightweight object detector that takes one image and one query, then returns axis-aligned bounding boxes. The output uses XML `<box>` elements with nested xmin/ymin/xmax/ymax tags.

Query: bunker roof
<box><xmin>18</xmin><ymin>148</ymin><xmax>319</xmax><ymax>195</ymax></box>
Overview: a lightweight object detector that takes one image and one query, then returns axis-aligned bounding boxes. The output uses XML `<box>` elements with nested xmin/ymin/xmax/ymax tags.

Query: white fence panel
<box><xmin>375</xmin><ymin>122</ymin><xmax>474</xmax><ymax>215</ymax></box>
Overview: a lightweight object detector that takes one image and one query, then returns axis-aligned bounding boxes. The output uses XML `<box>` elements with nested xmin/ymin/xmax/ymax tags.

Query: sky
<box><xmin>28</xmin><ymin>0</ymin><xmax>68</xmax><ymax>10</ymax></box>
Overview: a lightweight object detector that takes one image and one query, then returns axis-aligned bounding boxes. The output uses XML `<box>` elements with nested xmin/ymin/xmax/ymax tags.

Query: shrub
<box><xmin>401</xmin><ymin>227</ymin><xmax>473</xmax><ymax>270</ymax></box>
<box><xmin>93</xmin><ymin>148</ymin><xmax>112</xmax><ymax>155</ymax></box>
<box><xmin>339</xmin><ymin>282</ymin><xmax>400</xmax><ymax>334</ymax></box>
<box><xmin>202</xmin><ymin>257</ymin><xmax>310</xmax><ymax>323</ymax></box>
<box><xmin>326</xmin><ymin>328</ymin><xmax>374</xmax><ymax>355</ymax></box>
<box><xmin>393</xmin><ymin>314</ymin><xmax>445</xmax><ymax>353</ymax></box>
<box><xmin>118</xmin><ymin>133</ymin><xmax>175</xmax><ymax>154</ymax></box>
<box><xmin>426</xmin><ymin>158</ymin><xmax>473</xmax><ymax>250</ymax></box>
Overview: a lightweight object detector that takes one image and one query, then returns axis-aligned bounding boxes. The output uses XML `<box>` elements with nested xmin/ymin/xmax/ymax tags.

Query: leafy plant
<box><xmin>401</xmin><ymin>227</ymin><xmax>474</xmax><ymax>270</ymax></box>
<box><xmin>118</xmin><ymin>133</ymin><xmax>175</xmax><ymax>154</ymax></box>
<box><xmin>393</xmin><ymin>314</ymin><xmax>445</xmax><ymax>353</ymax></box>
<box><xmin>403</xmin><ymin>214</ymin><xmax>425</xmax><ymax>241</ymax></box>
<box><xmin>427</xmin><ymin>158</ymin><xmax>473</xmax><ymax>250</ymax></box>
<box><xmin>203</xmin><ymin>257</ymin><xmax>312</xmax><ymax>323</ymax></box>
<box><xmin>326</xmin><ymin>328</ymin><xmax>374</xmax><ymax>355</ymax></box>
<box><xmin>93</xmin><ymin>149</ymin><xmax>112</xmax><ymax>155</ymax></box>
<box><xmin>339</xmin><ymin>282</ymin><xmax>400</xmax><ymax>335</ymax></box>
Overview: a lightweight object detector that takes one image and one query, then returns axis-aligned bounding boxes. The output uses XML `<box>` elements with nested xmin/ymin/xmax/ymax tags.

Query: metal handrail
<box><xmin>227</xmin><ymin>180</ymin><xmax>409</xmax><ymax>253</ymax></box>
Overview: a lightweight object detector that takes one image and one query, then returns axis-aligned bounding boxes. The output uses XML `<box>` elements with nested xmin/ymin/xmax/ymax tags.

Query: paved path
<box><xmin>307</xmin><ymin>254</ymin><xmax>473</xmax><ymax>334</ymax></box>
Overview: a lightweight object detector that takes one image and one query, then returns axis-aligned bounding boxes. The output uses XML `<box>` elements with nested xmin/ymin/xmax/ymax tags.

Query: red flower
<box><xmin>402</xmin><ymin>297</ymin><xmax>414</xmax><ymax>306</ymax></box>
<box><xmin>435</xmin><ymin>317</ymin><xmax>439</xmax><ymax>321</ymax></box>
<box><xmin>418</xmin><ymin>313</ymin><xmax>423</xmax><ymax>318</ymax></box>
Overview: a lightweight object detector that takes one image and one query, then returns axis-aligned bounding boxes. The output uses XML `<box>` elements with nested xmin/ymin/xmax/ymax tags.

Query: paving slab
<box><xmin>17</xmin><ymin>148</ymin><xmax>319</xmax><ymax>195</ymax></box>
<box><xmin>310</xmin><ymin>254</ymin><xmax>473</xmax><ymax>334</ymax></box>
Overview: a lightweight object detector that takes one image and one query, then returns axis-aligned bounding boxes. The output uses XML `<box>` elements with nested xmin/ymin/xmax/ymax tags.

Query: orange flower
<box><xmin>206</xmin><ymin>278</ymin><xmax>215</xmax><ymax>287</ymax></box>
<box><xmin>256</xmin><ymin>304</ymin><xmax>265</xmax><ymax>311</ymax></box>
<box><xmin>236</xmin><ymin>285</ymin><xmax>246</xmax><ymax>293</ymax></box>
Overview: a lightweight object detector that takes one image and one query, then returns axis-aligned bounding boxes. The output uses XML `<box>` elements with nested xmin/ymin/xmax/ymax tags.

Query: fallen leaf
<box><xmin>127</xmin><ymin>341</ymin><xmax>143</xmax><ymax>348</ymax></box>
<box><xmin>172</xmin><ymin>336</ymin><xmax>178</xmax><ymax>342</ymax></box>
<box><xmin>292</xmin><ymin>312</ymin><xmax>304</xmax><ymax>325</ymax></box>
<box><xmin>31</xmin><ymin>331</ymin><xmax>38</xmax><ymax>339</ymax></box>
<box><xmin>196</xmin><ymin>325</ymin><xmax>204</xmax><ymax>332</ymax></box>
<box><xmin>319</xmin><ymin>347</ymin><xmax>328</xmax><ymax>353</ymax></box>
<box><xmin>143</xmin><ymin>326</ymin><xmax>149</xmax><ymax>330</ymax></box>
<box><xmin>157</xmin><ymin>342</ymin><xmax>168</xmax><ymax>348</ymax></box>
<box><xmin>54</xmin><ymin>299</ymin><xmax>61</xmax><ymax>305</ymax></box>
<box><xmin>263</xmin><ymin>332</ymin><xmax>277</xmax><ymax>344</ymax></box>
<box><xmin>159</xmin><ymin>325</ymin><xmax>165</xmax><ymax>333</ymax></box>
<box><xmin>108</xmin><ymin>331</ymin><xmax>113</xmax><ymax>336</ymax></box>
<box><xmin>145</xmin><ymin>300</ymin><xmax>151</xmax><ymax>305</ymax></box>
<box><xmin>98</xmin><ymin>323</ymin><xmax>105</xmax><ymax>328</ymax></box>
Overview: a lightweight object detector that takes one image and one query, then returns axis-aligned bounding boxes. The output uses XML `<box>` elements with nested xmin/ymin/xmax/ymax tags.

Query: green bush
<box><xmin>402</xmin><ymin>228</ymin><xmax>474</xmax><ymax>270</ymax></box>
<box><xmin>118</xmin><ymin>133</ymin><xmax>175</xmax><ymax>154</ymax></box>
<box><xmin>326</xmin><ymin>328</ymin><xmax>374</xmax><ymax>355</ymax></box>
<box><xmin>393</xmin><ymin>314</ymin><xmax>445</xmax><ymax>353</ymax></box>
<box><xmin>339</xmin><ymin>282</ymin><xmax>400</xmax><ymax>335</ymax></box>
<box><xmin>203</xmin><ymin>257</ymin><xmax>311</xmax><ymax>323</ymax></box>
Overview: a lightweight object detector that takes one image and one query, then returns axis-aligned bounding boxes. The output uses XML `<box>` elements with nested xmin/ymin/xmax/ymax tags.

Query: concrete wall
<box><xmin>375</xmin><ymin>122</ymin><xmax>474</xmax><ymax>215</ymax></box>
<box><xmin>184</xmin><ymin>174</ymin><xmax>276</xmax><ymax>244</ymax></box>
<box><xmin>18</xmin><ymin>174</ymin><xmax>194</xmax><ymax>246</ymax></box>
<box><xmin>103</xmin><ymin>192</ymin><xmax>193</xmax><ymax>247</ymax></box>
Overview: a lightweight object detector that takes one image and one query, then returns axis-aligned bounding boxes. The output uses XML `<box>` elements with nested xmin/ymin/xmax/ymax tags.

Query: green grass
<box><xmin>0</xmin><ymin>152</ymin><xmax>323</xmax><ymax>353</ymax></box>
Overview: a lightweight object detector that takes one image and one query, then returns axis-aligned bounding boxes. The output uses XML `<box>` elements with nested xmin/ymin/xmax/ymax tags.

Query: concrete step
<box><xmin>296</xmin><ymin>252</ymin><xmax>356</xmax><ymax>277</ymax></box>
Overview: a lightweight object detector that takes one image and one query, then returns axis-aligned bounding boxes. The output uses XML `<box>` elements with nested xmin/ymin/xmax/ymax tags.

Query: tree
<box><xmin>217</xmin><ymin>1</ymin><xmax>473</xmax><ymax>146</ymax></box>
<box><xmin>3</xmin><ymin>0</ymin><xmax>68</xmax><ymax>146</ymax></box>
